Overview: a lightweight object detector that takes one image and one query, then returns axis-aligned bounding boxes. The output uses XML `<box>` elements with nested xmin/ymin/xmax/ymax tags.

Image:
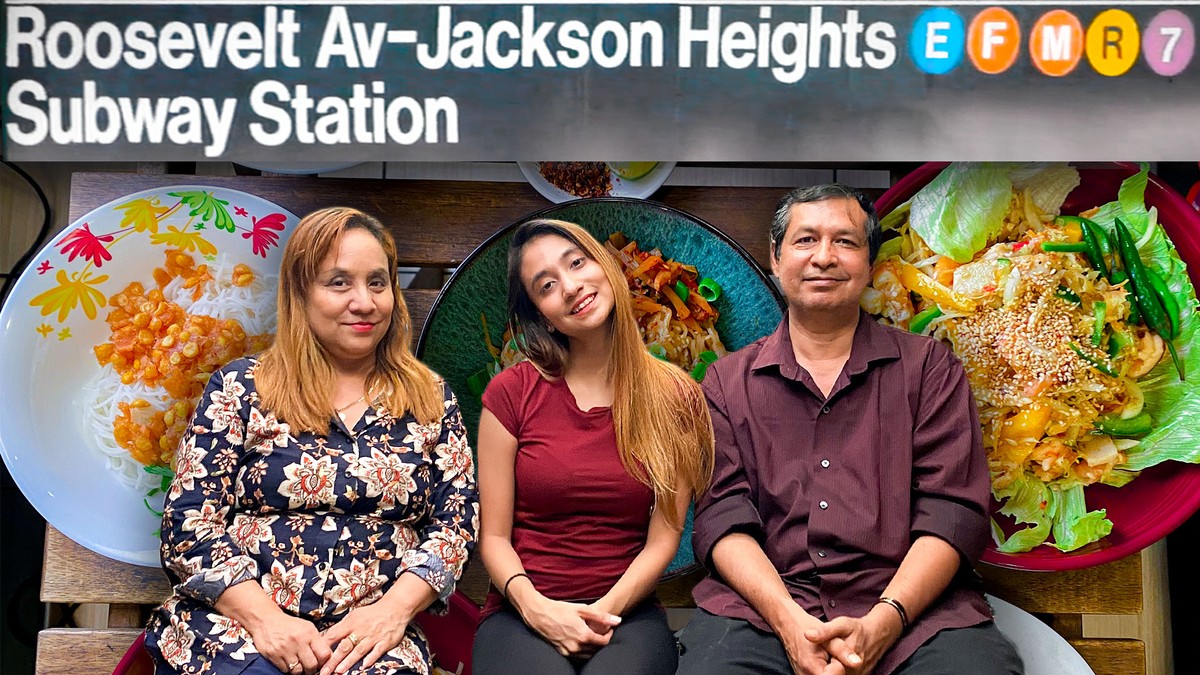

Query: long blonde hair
<box><xmin>506</xmin><ymin>219</ymin><xmax>714</xmax><ymax>527</ymax></box>
<box><xmin>256</xmin><ymin>207</ymin><xmax>443</xmax><ymax>432</ymax></box>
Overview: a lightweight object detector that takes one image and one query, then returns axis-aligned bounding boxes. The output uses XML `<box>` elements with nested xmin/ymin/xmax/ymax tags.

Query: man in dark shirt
<box><xmin>675</xmin><ymin>185</ymin><xmax>1022</xmax><ymax>675</ymax></box>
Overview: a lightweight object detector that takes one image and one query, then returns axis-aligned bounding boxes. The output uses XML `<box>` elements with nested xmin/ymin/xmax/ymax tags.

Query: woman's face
<box><xmin>519</xmin><ymin>233</ymin><xmax>615</xmax><ymax>339</ymax></box>
<box><xmin>305</xmin><ymin>227</ymin><xmax>394</xmax><ymax>370</ymax></box>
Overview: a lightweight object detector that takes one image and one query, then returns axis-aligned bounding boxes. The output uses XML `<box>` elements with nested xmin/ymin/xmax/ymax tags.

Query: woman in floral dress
<box><xmin>145</xmin><ymin>207</ymin><xmax>478</xmax><ymax>675</ymax></box>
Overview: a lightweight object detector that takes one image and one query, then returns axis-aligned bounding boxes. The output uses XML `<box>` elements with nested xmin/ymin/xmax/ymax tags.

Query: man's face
<box><xmin>771</xmin><ymin>197</ymin><xmax>872</xmax><ymax>316</ymax></box>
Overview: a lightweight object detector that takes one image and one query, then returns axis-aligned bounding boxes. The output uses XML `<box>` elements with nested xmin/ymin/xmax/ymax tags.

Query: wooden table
<box><xmin>37</xmin><ymin>171</ymin><xmax>1166</xmax><ymax>674</ymax></box>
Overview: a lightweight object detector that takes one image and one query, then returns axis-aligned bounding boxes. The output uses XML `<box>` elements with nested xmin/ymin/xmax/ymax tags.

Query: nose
<box><xmin>347</xmin><ymin>283</ymin><xmax>373</xmax><ymax>312</ymax></box>
<box><xmin>811</xmin><ymin>239</ymin><xmax>837</xmax><ymax>267</ymax></box>
<box><xmin>561</xmin><ymin>270</ymin><xmax>584</xmax><ymax>297</ymax></box>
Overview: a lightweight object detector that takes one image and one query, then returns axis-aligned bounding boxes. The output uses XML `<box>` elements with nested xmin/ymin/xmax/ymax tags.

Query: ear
<box><xmin>769</xmin><ymin>241</ymin><xmax>781</xmax><ymax>278</ymax></box>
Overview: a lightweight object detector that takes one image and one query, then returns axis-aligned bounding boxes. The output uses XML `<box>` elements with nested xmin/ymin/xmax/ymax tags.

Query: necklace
<box><xmin>334</xmin><ymin>393</ymin><xmax>368</xmax><ymax>420</ymax></box>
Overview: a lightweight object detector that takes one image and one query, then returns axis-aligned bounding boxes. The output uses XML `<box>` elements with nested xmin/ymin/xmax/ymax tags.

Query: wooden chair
<box><xmin>34</xmin><ymin>171</ymin><xmax>1166</xmax><ymax>674</ymax></box>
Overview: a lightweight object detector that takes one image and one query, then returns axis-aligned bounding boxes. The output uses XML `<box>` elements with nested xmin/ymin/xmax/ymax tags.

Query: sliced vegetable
<box><xmin>1070</xmin><ymin>342</ymin><xmax>1117</xmax><ymax>377</ymax></box>
<box><xmin>1039</xmin><ymin>241</ymin><xmax>1090</xmax><ymax>254</ymax></box>
<box><xmin>1095</xmin><ymin>411</ymin><xmax>1154</xmax><ymax>437</ymax></box>
<box><xmin>897</xmin><ymin>261</ymin><xmax>975</xmax><ymax>313</ymax></box>
<box><xmin>689</xmin><ymin>350</ymin><xmax>719</xmax><ymax>381</ymax></box>
<box><xmin>1109</xmin><ymin>269</ymin><xmax>1140</xmax><ymax>324</ymax></box>
<box><xmin>648</xmin><ymin>344</ymin><xmax>668</xmax><ymax>361</ymax></box>
<box><xmin>674</xmin><ymin>280</ymin><xmax>689</xmax><ymax>304</ymax></box>
<box><xmin>466</xmin><ymin>366</ymin><xmax>492</xmax><ymax>396</ymax></box>
<box><xmin>909</xmin><ymin>306</ymin><xmax>943</xmax><ymax>335</ymax></box>
<box><xmin>1054</xmin><ymin>286</ymin><xmax>1080</xmax><ymax>305</ymax></box>
<box><xmin>697</xmin><ymin>277</ymin><xmax>722</xmax><ymax>303</ymax></box>
<box><xmin>1092</xmin><ymin>300</ymin><xmax>1107</xmax><ymax>347</ymax></box>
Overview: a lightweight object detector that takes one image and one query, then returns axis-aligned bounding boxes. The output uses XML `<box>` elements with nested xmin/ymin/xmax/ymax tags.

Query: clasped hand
<box><xmin>522</xmin><ymin>598</ymin><xmax>622</xmax><ymax>657</ymax></box>
<box><xmin>787</xmin><ymin>606</ymin><xmax>903</xmax><ymax>675</ymax></box>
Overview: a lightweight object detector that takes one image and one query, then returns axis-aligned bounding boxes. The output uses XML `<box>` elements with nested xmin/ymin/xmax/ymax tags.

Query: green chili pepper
<box><xmin>466</xmin><ymin>366</ymin><xmax>492</xmax><ymax>396</ymax></box>
<box><xmin>909</xmin><ymin>306</ymin><xmax>943</xmax><ymax>335</ymax></box>
<box><xmin>1109</xmin><ymin>269</ymin><xmax>1140</xmax><ymax>325</ymax></box>
<box><xmin>648</xmin><ymin>344</ymin><xmax>669</xmax><ymax>361</ymax></box>
<box><xmin>1069</xmin><ymin>342</ymin><xmax>1118</xmax><ymax>377</ymax></box>
<box><xmin>1057</xmin><ymin>216</ymin><xmax>1112</xmax><ymax>278</ymax></box>
<box><xmin>1114</xmin><ymin>217</ymin><xmax>1184</xmax><ymax>380</ymax></box>
<box><xmin>1094</xmin><ymin>411</ymin><xmax>1153</xmax><ymax>437</ymax></box>
<box><xmin>1055</xmin><ymin>286</ymin><xmax>1081</xmax><ymax>305</ymax></box>
<box><xmin>1146</xmin><ymin>269</ymin><xmax>1181</xmax><ymax>340</ymax></box>
<box><xmin>697</xmin><ymin>277</ymin><xmax>722</xmax><ymax>303</ymax></box>
<box><xmin>674</xmin><ymin>280</ymin><xmax>689</xmax><ymax>304</ymax></box>
<box><xmin>1040</xmin><ymin>241</ymin><xmax>1091</xmax><ymax>254</ymax></box>
<box><xmin>1092</xmin><ymin>300</ymin><xmax>1107</xmax><ymax>347</ymax></box>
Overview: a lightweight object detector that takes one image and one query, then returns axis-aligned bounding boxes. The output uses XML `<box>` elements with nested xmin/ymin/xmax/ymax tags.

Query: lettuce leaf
<box><xmin>1051</xmin><ymin>485</ymin><xmax>1112</xmax><ymax>552</ymax></box>
<box><xmin>907</xmin><ymin>163</ymin><xmax>1078</xmax><ymax>263</ymax></box>
<box><xmin>992</xmin><ymin>476</ymin><xmax>1056</xmax><ymax>553</ymax></box>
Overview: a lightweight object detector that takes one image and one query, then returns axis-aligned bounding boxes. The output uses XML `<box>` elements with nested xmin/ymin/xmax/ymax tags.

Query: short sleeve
<box><xmin>481</xmin><ymin>362</ymin><xmax>530</xmax><ymax>438</ymax></box>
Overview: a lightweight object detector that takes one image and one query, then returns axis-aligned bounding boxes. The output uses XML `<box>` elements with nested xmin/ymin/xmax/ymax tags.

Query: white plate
<box><xmin>518</xmin><ymin>162</ymin><xmax>676</xmax><ymax>203</ymax></box>
<box><xmin>0</xmin><ymin>186</ymin><xmax>299</xmax><ymax>566</ymax></box>
<box><xmin>986</xmin><ymin>594</ymin><xmax>1094</xmax><ymax>674</ymax></box>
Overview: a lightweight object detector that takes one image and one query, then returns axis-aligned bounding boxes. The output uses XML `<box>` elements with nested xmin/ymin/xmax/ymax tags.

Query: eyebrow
<box><xmin>324</xmin><ymin>266</ymin><xmax>389</xmax><ymax>277</ymax></box>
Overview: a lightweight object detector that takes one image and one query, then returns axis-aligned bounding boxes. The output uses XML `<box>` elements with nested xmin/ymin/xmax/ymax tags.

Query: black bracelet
<box><xmin>502</xmin><ymin>572</ymin><xmax>531</xmax><ymax>599</ymax></box>
<box><xmin>877</xmin><ymin>596</ymin><xmax>910</xmax><ymax>630</ymax></box>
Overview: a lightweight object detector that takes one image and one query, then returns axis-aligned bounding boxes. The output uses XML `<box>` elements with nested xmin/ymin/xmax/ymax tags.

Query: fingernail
<box><xmin>850</xmin><ymin>654</ymin><xmax>862</xmax><ymax>665</ymax></box>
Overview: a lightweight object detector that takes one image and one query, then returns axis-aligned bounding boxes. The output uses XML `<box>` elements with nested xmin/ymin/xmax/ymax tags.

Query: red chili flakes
<box><xmin>537</xmin><ymin>162</ymin><xmax>612</xmax><ymax>198</ymax></box>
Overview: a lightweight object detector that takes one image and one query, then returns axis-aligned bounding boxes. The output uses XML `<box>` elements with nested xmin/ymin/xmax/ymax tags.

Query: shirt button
<box><xmin>817</xmin><ymin>551</ymin><xmax>827</xmax><ymax>558</ymax></box>
<box><xmin>821</xmin><ymin>406</ymin><xmax>831</xmax><ymax>414</ymax></box>
<box><xmin>829</xmin><ymin>599</ymin><xmax>837</xmax><ymax>608</ymax></box>
<box><xmin>819</xmin><ymin>500</ymin><xmax>829</xmax><ymax>509</ymax></box>
<box><xmin>821</xmin><ymin>459</ymin><xmax>830</xmax><ymax>468</ymax></box>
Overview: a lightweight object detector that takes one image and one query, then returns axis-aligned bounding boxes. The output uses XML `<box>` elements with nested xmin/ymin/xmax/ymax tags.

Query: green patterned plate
<box><xmin>417</xmin><ymin>198</ymin><xmax>784</xmax><ymax>575</ymax></box>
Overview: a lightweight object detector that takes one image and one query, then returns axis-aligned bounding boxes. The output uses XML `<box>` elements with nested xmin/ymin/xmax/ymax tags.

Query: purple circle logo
<box><xmin>1144</xmin><ymin>10</ymin><xmax>1194</xmax><ymax>76</ymax></box>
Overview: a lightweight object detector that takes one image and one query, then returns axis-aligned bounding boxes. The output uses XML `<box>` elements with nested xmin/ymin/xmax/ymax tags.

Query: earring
<box><xmin>546</xmin><ymin>325</ymin><xmax>555</xmax><ymax>333</ymax></box>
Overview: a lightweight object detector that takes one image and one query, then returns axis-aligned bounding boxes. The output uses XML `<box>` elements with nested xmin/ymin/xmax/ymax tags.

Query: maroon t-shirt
<box><xmin>480</xmin><ymin>361</ymin><xmax>654</xmax><ymax>619</ymax></box>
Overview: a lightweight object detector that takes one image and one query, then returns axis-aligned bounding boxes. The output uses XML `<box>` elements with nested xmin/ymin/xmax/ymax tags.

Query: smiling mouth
<box><xmin>571</xmin><ymin>293</ymin><xmax>597</xmax><ymax>315</ymax></box>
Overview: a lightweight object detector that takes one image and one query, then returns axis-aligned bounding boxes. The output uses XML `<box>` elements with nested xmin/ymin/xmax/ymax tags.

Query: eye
<box><xmin>327</xmin><ymin>276</ymin><xmax>348</xmax><ymax>288</ymax></box>
<box><xmin>539</xmin><ymin>279</ymin><xmax>555</xmax><ymax>294</ymax></box>
<box><xmin>570</xmin><ymin>257</ymin><xmax>585</xmax><ymax>268</ymax></box>
<box><xmin>369</xmin><ymin>277</ymin><xmax>388</xmax><ymax>289</ymax></box>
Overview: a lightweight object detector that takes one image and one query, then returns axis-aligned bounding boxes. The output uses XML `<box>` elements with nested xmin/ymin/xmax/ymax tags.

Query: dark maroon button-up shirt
<box><xmin>692</xmin><ymin>312</ymin><xmax>993</xmax><ymax>674</ymax></box>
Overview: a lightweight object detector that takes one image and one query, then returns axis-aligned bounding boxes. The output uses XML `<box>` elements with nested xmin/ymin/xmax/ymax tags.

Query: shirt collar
<box><xmin>751</xmin><ymin>311</ymin><xmax>902</xmax><ymax>379</ymax></box>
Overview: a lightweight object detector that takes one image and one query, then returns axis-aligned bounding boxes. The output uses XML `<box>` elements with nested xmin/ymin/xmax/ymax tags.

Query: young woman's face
<box><xmin>305</xmin><ymin>228</ymin><xmax>394</xmax><ymax>369</ymax></box>
<box><xmin>519</xmin><ymin>233</ymin><xmax>615</xmax><ymax>339</ymax></box>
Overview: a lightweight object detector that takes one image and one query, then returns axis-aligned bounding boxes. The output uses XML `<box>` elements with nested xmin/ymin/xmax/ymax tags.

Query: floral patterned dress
<box><xmin>145</xmin><ymin>357</ymin><xmax>478</xmax><ymax>675</ymax></box>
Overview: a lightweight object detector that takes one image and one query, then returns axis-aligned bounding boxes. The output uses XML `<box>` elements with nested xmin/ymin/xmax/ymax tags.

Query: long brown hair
<box><xmin>256</xmin><ymin>207</ymin><xmax>443</xmax><ymax>432</ymax></box>
<box><xmin>506</xmin><ymin>219</ymin><xmax>714</xmax><ymax>527</ymax></box>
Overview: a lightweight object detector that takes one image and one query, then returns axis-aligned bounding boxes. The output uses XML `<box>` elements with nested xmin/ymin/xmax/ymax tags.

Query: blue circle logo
<box><xmin>910</xmin><ymin>8</ymin><xmax>966</xmax><ymax>74</ymax></box>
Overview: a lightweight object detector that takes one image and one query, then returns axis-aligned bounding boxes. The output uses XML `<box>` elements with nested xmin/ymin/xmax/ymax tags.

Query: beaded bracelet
<box><xmin>877</xmin><ymin>596</ymin><xmax>910</xmax><ymax>630</ymax></box>
<box><xmin>503</xmin><ymin>572</ymin><xmax>531</xmax><ymax>599</ymax></box>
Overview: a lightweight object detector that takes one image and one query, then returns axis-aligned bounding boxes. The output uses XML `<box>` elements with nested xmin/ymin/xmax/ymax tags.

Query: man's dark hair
<box><xmin>770</xmin><ymin>184</ymin><xmax>882</xmax><ymax>263</ymax></box>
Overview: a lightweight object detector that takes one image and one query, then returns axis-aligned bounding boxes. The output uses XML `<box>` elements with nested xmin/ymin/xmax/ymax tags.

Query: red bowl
<box><xmin>879</xmin><ymin>162</ymin><xmax>1200</xmax><ymax>571</ymax></box>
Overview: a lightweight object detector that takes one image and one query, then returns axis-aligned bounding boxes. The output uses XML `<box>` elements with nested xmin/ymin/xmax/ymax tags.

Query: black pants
<box><xmin>473</xmin><ymin>601</ymin><xmax>678</xmax><ymax>675</ymax></box>
<box><xmin>675</xmin><ymin>609</ymin><xmax>1023</xmax><ymax>675</ymax></box>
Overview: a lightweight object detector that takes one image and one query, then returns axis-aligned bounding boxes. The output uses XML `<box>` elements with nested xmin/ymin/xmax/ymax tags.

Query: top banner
<box><xmin>4</xmin><ymin>1</ymin><xmax>1199</xmax><ymax>161</ymax></box>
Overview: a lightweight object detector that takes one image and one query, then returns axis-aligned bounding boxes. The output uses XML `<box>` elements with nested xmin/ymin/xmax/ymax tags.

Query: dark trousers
<box><xmin>473</xmin><ymin>601</ymin><xmax>678</xmax><ymax>675</ymax></box>
<box><xmin>675</xmin><ymin>609</ymin><xmax>1023</xmax><ymax>675</ymax></box>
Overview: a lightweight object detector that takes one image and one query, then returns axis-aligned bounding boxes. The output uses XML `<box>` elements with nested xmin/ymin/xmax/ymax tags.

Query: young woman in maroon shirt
<box><xmin>472</xmin><ymin>219</ymin><xmax>714</xmax><ymax>674</ymax></box>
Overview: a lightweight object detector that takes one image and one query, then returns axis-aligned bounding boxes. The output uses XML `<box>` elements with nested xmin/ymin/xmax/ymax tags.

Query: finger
<box><xmin>825</xmin><ymin>637</ymin><xmax>862</xmax><ymax>670</ymax></box>
<box><xmin>820</xmin><ymin>659</ymin><xmax>847</xmax><ymax>675</ymax></box>
<box><xmin>335</xmin><ymin>639</ymin><xmax>373</xmax><ymax>675</ymax></box>
<box><xmin>576</xmin><ymin>606</ymin><xmax>622</xmax><ymax>627</ymax></box>
<box><xmin>363</xmin><ymin>638</ymin><xmax>393</xmax><ymax>670</ymax></box>
<box><xmin>298</xmin><ymin>644</ymin><xmax>322</xmax><ymax>675</ymax></box>
<box><xmin>320</xmin><ymin>636</ymin><xmax>355</xmax><ymax>675</ymax></box>
<box><xmin>805</xmin><ymin>618</ymin><xmax>851</xmax><ymax>644</ymax></box>
<box><xmin>310</xmin><ymin>636</ymin><xmax>333</xmax><ymax>664</ymax></box>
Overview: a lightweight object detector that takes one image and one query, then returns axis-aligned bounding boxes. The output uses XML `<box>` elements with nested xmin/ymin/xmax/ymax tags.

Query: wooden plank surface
<box><xmin>67</xmin><ymin>173</ymin><xmax>785</xmax><ymax>268</ymax></box>
<box><xmin>36</xmin><ymin>628</ymin><xmax>144</xmax><ymax>675</ymax></box>
<box><xmin>42</xmin><ymin>527</ymin><xmax>170</xmax><ymax>605</ymax></box>
<box><xmin>979</xmin><ymin>554</ymin><xmax>1143</xmax><ymax>615</ymax></box>
<box><xmin>1071</xmin><ymin>638</ymin><xmax>1147</xmax><ymax>675</ymax></box>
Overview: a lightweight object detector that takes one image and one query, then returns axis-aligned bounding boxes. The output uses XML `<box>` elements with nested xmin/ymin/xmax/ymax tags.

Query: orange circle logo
<box><xmin>969</xmin><ymin>7</ymin><xmax>1021</xmax><ymax>74</ymax></box>
<box><xmin>1030</xmin><ymin>10</ymin><xmax>1084</xmax><ymax>76</ymax></box>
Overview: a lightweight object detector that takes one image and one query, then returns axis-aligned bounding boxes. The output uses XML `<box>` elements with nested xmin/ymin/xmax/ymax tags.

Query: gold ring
<box><xmin>349</xmin><ymin>633</ymin><xmax>361</xmax><ymax>647</ymax></box>
<box><xmin>287</xmin><ymin>661</ymin><xmax>300</xmax><ymax>671</ymax></box>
